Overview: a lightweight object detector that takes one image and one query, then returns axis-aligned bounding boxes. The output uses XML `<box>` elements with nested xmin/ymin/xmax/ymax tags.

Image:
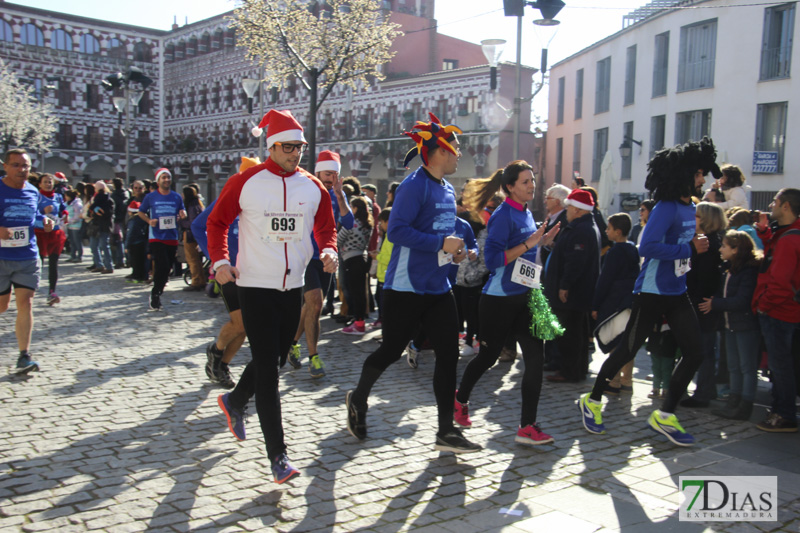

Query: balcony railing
<box><xmin>760</xmin><ymin>46</ymin><xmax>792</xmax><ymax>80</ymax></box>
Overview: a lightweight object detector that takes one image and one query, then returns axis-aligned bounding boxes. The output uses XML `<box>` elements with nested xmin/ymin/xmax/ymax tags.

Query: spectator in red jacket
<box><xmin>752</xmin><ymin>188</ymin><xmax>800</xmax><ymax>433</ymax></box>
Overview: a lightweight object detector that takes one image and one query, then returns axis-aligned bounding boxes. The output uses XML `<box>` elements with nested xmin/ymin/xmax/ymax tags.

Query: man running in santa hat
<box><xmin>207</xmin><ymin>109</ymin><xmax>338</xmax><ymax>484</ymax></box>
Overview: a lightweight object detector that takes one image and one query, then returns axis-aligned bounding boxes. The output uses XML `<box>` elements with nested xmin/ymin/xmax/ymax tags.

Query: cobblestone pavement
<box><xmin>1</xmin><ymin>261</ymin><xmax>799</xmax><ymax>532</ymax></box>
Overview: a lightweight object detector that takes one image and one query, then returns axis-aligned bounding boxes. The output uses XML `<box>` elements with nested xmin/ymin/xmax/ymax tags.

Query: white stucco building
<box><xmin>545</xmin><ymin>0</ymin><xmax>797</xmax><ymax>212</ymax></box>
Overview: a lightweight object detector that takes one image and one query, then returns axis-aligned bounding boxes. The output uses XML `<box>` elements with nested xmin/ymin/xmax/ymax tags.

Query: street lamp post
<box><xmin>242</xmin><ymin>66</ymin><xmax>266</xmax><ymax>162</ymax></box>
<box><xmin>102</xmin><ymin>67</ymin><xmax>152</xmax><ymax>185</ymax></box>
<box><xmin>503</xmin><ymin>0</ymin><xmax>565</xmax><ymax>159</ymax></box>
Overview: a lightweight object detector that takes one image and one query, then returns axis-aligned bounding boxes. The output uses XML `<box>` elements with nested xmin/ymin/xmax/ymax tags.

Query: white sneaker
<box><xmin>460</xmin><ymin>345</ymin><xmax>475</xmax><ymax>357</ymax></box>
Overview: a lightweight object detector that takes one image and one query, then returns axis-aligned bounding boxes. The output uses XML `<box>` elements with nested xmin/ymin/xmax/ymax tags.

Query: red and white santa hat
<box><xmin>127</xmin><ymin>201</ymin><xmax>141</xmax><ymax>213</ymax></box>
<box><xmin>316</xmin><ymin>150</ymin><xmax>341</xmax><ymax>173</ymax></box>
<box><xmin>155</xmin><ymin>167</ymin><xmax>171</xmax><ymax>180</ymax></box>
<box><xmin>564</xmin><ymin>189</ymin><xmax>595</xmax><ymax>211</ymax></box>
<box><xmin>251</xmin><ymin>109</ymin><xmax>306</xmax><ymax>148</ymax></box>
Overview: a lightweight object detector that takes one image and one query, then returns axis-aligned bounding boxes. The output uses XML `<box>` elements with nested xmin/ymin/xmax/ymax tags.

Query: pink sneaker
<box><xmin>47</xmin><ymin>292</ymin><xmax>60</xmax><ymax>306</ymax></box>
<box><xmin>454</xmin><ymin>391</ymin><xmax>472</xmax><ymax>428</ymax></box>
<box><xmin>515</xmin><ymin>423</ymin><xmax>554</xmax><ymax>445</ymax></box>
<box><xmin>342</xmin><ymin>320</ymin><xmax>366</xmax><ymax>335</ymax></box>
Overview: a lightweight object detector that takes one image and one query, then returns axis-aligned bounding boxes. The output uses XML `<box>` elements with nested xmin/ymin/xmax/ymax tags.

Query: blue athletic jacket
<box><xmin>192</xmin><ymin>199</ymin><xmax>239</xmax><ymax>267</ymax></box>
<box><xmin>634</xmin><ymin>200</ymin><xmax>696</xmax><ymax>296</ymax></box>
<box><xmin>384</xmin><ymin>166</ymin><xmax>457</xmax><ymax>295</ymax></box>
<box><xmin>483</xmin><ymin>199</ymin><xmax>539</xmax><ymax>297</ymax></box>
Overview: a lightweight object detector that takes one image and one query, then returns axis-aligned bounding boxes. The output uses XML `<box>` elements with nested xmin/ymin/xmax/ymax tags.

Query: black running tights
<box><xmin>457</xmin><ymin>292</ymin><xmax>544</xmax><ymax>427</ymax></box>
<box><xmin>351</xmin><ymin>289</ymin><xmax>460</xmax><ymax>433</ymax></box>
<box><xmin>590</xmin><ymin>292</ymin><xmax>703</xmax><ymax>413</ymax></box>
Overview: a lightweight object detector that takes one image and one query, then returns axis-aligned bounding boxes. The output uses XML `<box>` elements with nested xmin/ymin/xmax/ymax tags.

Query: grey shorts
<box><xmin>0</xmin><ymin>257</ymin><xmax>41</xmax><ymax>294</ymax></box>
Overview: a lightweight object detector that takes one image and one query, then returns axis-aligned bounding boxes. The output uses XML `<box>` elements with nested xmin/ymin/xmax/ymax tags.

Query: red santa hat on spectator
<box><xmin>155</xmin><ymin>167</ymin><xmax>171</xmax><ymax>180</ymax></box>
<box><xmin>564</xmin><ymin>189</ymin><xmax>595</xmax><ymax>211</ymax></box>
<box><xmin>127</xmin><ymin>201</ymin><xmax>141</xmax><ymax>213</ymax></box>
<box><xmin>54</xmin><ymin>172</ymin><xmax>66</xmax><ymax>182</ymax></box>
<box><xmin>251</xmin><ymin>109</ymin><xmax>307</xmax><ymax>148</ymax></box>
<box><xmin>316</xmin><ymin>150</ymin><xmax>341</xmax><ymax>173</ymax></box>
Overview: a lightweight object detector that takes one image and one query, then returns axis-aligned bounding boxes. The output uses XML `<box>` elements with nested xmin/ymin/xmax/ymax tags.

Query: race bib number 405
<box><xmin>511</xmin><ymin>256</ymin><xmax>542</xmax><ymax>288</ymax></box>
<box><xmin>0</xmin><ymin>226</ymin><xmax>29</xmax><ymax>247</ymax></box>
<box><xmin>262</xmin><ymin>212</ymin><xmax>303</xmax><ymax>243</ymax></box>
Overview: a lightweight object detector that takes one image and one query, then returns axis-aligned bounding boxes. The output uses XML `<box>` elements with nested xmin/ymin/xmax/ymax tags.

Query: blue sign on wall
<box><xmin>753</xmin><ymin>151</ymin><xmax>779</xmax><ymax>173</ymax></box>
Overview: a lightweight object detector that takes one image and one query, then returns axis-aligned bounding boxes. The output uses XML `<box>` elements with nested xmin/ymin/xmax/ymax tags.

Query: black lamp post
<box><xmin>101</xmin><ymin>67</ymin><xmax>153</xmax><ymax>185</ymax></box>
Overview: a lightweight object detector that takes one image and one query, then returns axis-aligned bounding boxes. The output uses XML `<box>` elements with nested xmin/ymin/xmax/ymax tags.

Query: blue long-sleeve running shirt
<box><xmin>384</xmin><ymin>166</ymin><xmax>457</xmax><ymax>295</ymax></box>
<box><xmin>634</xmin><ymin>199</ymin><xmax>696</xmax><ymax>296</ymax></box>
<box><xmin>192</xmin><ymin>199</ymin><xmax>239</xmax><ymax>267</ymax></box>
<box><xmin>483</xmin><ymin>199</ymin><xmax>538</xmax><ymax>296</ymax></box>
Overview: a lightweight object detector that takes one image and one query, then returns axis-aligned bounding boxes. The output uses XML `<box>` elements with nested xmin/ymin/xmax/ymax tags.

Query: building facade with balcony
<box><xmin>2</xmin><ymin>1</ymin><xmax>541</xmax><ymax>203</ymax></box>
<box><xmin>545</xmin><ymin>0</ymin><xmax>798</xmax><ymax>214</ymax></box>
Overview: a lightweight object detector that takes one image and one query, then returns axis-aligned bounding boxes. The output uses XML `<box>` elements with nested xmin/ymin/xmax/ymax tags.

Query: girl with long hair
<box><xmin>340</xmin><ymin>196</ymin><xmax>374</xmax><ymax>335</ymax></box>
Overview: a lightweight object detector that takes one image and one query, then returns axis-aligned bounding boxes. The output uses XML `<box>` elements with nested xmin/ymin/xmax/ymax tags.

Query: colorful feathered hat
<box><xmin>402</xmin><ymin>112</ymin><xmax>462</xmax><ymax>168</ymax></box>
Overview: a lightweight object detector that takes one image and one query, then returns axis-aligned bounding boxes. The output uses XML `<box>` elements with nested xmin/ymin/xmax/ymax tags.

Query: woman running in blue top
<box><xmin>454</xmin><ymin>160</ymin><xmax>560</xmax><ymax>445</ymax></box>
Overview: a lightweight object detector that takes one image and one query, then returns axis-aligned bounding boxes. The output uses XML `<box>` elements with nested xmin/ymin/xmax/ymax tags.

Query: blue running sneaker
<box><xmin>218</xmin><ymin>393</ymin><xmax>246</xmax><ymax>441</ymax></box>
<box><xmin>287</xmin><ymin>343</ymin><xmax>302</xmax><ymax>370</ymax></box>
<box><xmin>271</xmin><ymin>453</ymin><xmax>300</xmax><ymax>484</ymax></box>
<box><xmin>579</xmin><ymin>393</ymin><xmax>605</xmax><ymax>434</ymax></box>
<box><xmin>648</xmin><ymin>410</ymin><xmax>694</xmax><ymax>446</ymax></box>
<box><xmin>15</xmin><ymin>354</ymin><xmax>39</xmax><ymax>375</ymax></box>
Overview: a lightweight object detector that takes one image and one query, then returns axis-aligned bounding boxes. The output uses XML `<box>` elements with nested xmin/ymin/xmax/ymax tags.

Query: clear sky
<box><xmin>12</xmin><ymin>0</ymin><xmax>651</xmax><ymax>124</ymax></box>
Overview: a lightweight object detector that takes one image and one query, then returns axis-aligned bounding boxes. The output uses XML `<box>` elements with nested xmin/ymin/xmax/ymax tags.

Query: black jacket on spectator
<box><xmin>592</xmin><ymin>241</ymin><xmax>640</xmax><ymax>323</ymax></box>
<box><xmin>111</xmin><ymin>187</ymin><xmax>130</xmax><ymax>223</ymax></box>
<box><xmin>710</xmin><ymin>264</ymin><xmax>760</xmax><ymax>332</ymax></box>
<box><xmin>539</xmin><ymin>208</ymin><xmax>568</xmax><ymax>267</ymax></box>
<box><xmin>686</xmin><ymin>231</ymin><xmax>723</xmax><ymax>330</ymax></box>
<box><xmin>544</xmin><ymin>212</ymin><xmax>600</xmax><ymax>312</ymax></box>
<box><xmin>89</xmin><ymin>192</ymin><xmax>114</xmax><ymax>234</ymax></box>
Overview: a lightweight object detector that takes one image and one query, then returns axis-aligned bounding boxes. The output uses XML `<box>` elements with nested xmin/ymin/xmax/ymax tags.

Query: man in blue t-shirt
<box><xmin>0</xmin><ymin>149</ymin><xmax>54</xmax><ymax>373</ymax></box>
<box><xmin>138</xmin><ymin>168</ymin><xmax>186</xmax><ymax>311</ymax></box>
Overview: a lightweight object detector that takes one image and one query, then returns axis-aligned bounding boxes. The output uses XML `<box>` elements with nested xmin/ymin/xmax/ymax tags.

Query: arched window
<box><xmin>175</xmin><ymin>40</ymin><xmax>185</xmax><ymax>60</ymax></box>
<box><xmin>108</xmin><ymin>38</ymin><xmax>125</xmax><ymax>59</ymax></box>
<box><xmin>0</xmin><ymin>20</ymin><xmax>12</xmax><ymax>43</ymax></box>
<box><xmin>186</xmin><ymin>37</ymin><xmax>197</xmax><ymax>57</ymax></box>
<box><xmin>164</xmin><ymin>43</ymin><xmax>174</xmax><ymax>62</ymax></box>
<box><xmin>212</xmin><ymin>29</ymin><xmax>223</xmax><ymax>50</ymax></box>
<box><xmin>20</xmin><ymin>23</ymin><xmax>44</xmax><ymax>47</ymax></box>
<box><xmin>80</xmin><ymin>33</ymin><xmax>100</xmax><ymax>54</ymax></box>
<box><xmin>133</xmin><ymin>42</ymin><xmax>151</xmax><ymax>62</ymax></box>
<box><xmin>199</xmin><ymin>33</ymin><xmax>210</xmax><ymax>53</ymax></box>
<box><xmin>50</xmin><ymin>29</ymin><xmax>72</xmax><ymax>51</ymax></box>
<box><xmin>224</xmin><ymin>29</ymin><xmax>235</xmax><ymax>48</ymax></box>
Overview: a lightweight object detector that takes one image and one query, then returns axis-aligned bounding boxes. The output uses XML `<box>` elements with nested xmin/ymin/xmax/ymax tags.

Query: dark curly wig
<box><xmin>645</xmin><ymin>136</ymin><xmax>722</xmax><ymax>202</ymax></box>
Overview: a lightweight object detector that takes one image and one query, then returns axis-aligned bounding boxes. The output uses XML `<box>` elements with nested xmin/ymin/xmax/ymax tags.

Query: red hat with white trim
<box><xmin>155</xmin><ymin>167</ymin><xmax>171</xmax><ymax>179</ymax></box>
<box><xmin>316</xmin><ymin>150</ymin><xmax>341</xmax><ymax>173</ymax></box>
<box><xmin>251</xmin><ymin>109</ymin><xmax>306</xmax><ymax>148</ymax></box>
<box><xmin>54</xmin><ymin>172</ymin><xmax>66</xmax><ymax>181</ymax></box>
<box><xmin>564</xmin><ymin>189</ymin><xmax>595</xmax><ymax>211</ymax></box>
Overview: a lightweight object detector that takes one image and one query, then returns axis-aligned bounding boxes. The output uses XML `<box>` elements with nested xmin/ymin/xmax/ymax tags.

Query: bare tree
<box><xmin>0</xmin><ymin>59</ymin><xmax>58</xmax><ymax>158</ymax></box>
<box><xmin>230</xmin><ymin>0</ymin><xmax>402</xmax><ymax>171</ymax></box>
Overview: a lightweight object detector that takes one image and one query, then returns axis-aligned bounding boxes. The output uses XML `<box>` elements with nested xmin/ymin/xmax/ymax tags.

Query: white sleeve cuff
<box><xmin>321</xmin><ymin>248</ymin><xmax>337</xmax><ymax>257</ymax></box>
<box><xmin>213</xmin><ymin>259</ymin><xmax>231</xmax><ymax>270</ymax></box>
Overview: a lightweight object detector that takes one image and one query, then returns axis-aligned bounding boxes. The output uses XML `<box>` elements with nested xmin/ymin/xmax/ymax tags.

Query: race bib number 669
<box><xmin>511</xmin><ymin>256</ymin><xmax>542</xmax><ymax>289</ymax></box>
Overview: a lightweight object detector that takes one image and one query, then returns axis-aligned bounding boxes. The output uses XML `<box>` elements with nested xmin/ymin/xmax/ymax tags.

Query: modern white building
<box><xmin>545</xmin><ymin>0</ymin><xmax>797</xmax><ymax>212</ymax></box>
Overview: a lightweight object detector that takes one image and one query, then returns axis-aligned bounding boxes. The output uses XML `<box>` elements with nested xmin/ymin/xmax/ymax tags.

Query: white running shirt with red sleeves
<box><xmin>207</xmin><ymin>162</ymin><xmax>337</xmax><ymax>290</ymax></box>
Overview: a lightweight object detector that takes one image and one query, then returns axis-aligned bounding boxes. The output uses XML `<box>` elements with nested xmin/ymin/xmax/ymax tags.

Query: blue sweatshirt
<box><xmin>35</xmin><ymin>192</ymin><xmax>66</xmax><ymax>230</ymax></box>
<box><xmin>139</xmin><ymin>190</ymin><xmax>185</xmax><ymax>244</ymax></box>
<box><xmin>634</xmin><ymin>200</ymin><xmax>696</xmax><ymax>296</ymax></box>
<box><xmin>0</xmin><ymin>180</ymin><xmax>43</xmax><ymax>261</ymax></box>
<box><xmin>384</xmin><ymin>167</ymin><xmax>457</xmax><ymax>295</ymax></box>
<box><xmin>448</xmin><ymin>217</ymin><xmax>477</xmax><ymax>284</ymax></box>
<box><xmin>483</xmin><ymin>199</ymin><xmax>539</xmax><ymax>296</ymax></box>
<box><xmin>192</xmin><ymin>199</ymin><xmax>239</xmax><ymax>267</ymax></box>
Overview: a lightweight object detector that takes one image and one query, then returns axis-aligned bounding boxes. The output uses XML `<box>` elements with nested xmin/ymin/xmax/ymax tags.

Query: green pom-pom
<box><xmin>528</xmin><ymin>286</ymin><xmax>564</xmax><ymax>341</ymax></box>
